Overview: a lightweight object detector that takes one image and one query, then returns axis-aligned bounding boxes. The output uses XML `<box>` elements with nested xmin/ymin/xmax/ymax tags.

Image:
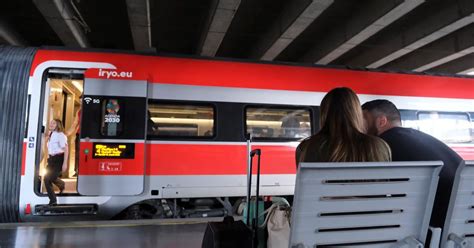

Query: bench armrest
<box><xmin>429</xmin><ymin>226</ymin><xmax>441</xmax><ymax>248</ymax></box>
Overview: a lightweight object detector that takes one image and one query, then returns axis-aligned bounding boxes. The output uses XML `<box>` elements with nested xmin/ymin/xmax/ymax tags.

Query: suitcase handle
<box><xmin>245</xmin><ymin>133</ymin><xmax>253</xmax><ymax>224</ymax></box>
<box><xmin>246</xmin><ymin>148</ymin><xmax>262</xmax><ymax>248</ymax></box>
<box><xmin>246</xmin><ymin>149</ymin><xmax>261</xmax><ymax>225</ymax></box>
<box><xmin>250</xmin><ymin>149</ymin><xmax>261</xmax><ymax>157</ymax></box>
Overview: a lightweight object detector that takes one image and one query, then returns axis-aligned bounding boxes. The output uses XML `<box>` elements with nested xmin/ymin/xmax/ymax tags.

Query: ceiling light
<box><xmin>71</xmin><ymin>80</ymin><xmax>83</xmax><ymax>92</ymax></box>
<box><xmin>458</xmin><ymin>68</ymin><xmax>474</xmax><ymax>75</ymax></box>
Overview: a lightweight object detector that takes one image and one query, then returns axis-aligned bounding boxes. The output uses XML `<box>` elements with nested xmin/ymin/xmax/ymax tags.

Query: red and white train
<box><xmin>4</xmin><ymin>48</ymin><xmax>474</xmax><ymax>221</ymax></box>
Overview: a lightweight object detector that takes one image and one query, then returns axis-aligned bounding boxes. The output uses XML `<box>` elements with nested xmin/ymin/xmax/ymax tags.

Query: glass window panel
<box><xmin>24</xmin><ymin>94</ymin><xmax>31</xmax><ymax>138</ymax></box>
<box><xmin>418</xmin><ymin>112</ymin><xmax>471</xmax><ymax>143</ymax></box>
<box><xmin>246</xmin><ymin>107</ymin><xmax>312</xmax><ymax>139</ymax></box>
<box><xmin>148</xmin><ymin>103</ymin><xmax>214</xmax><ymax>137</ymax></box>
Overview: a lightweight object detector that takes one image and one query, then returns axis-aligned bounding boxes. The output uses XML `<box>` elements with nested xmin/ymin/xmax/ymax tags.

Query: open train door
<box><xmin>78</xmin><ymin>68</ymin><xmax>148</xmax><ymax>195</ymax></box>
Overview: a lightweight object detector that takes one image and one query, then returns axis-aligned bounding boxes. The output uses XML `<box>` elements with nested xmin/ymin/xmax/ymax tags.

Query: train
<box><xmin>0</xmin><ymin>46</ymin><xmax>473</xmax><ymax>222</ymax></box>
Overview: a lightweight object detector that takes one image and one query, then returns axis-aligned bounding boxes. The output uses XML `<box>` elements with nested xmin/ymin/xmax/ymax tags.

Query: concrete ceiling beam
<box><xmin>0</xmin><ymin>19</ymin><xmax>27</xmax><ymax>46</ymax></box>
<box><xmin>126</xmin><ymin>0</ymin><xmax>152</xmax><ymax>51</ymax></box>
<box><xmin>427</xmin><ymin>53</ymin><xmax>474</xmax><ymax>74</ymax></box>
<box><xmin>380</xmin><ymin>24</ymin><xmax>474</xmax><ymax>71</ymax></box>
<box><xmin>33</xmin><ymin>0</ymin><xmax>90</xmax><ymax>48</ymax></box>
<box><xmin>414</xmin><ymin>47</ymin><xmax>474</xmax><ymax>72</ymax></box>
<box><xmin>367</xmin><ymin>15</ymin><xmax>474</xmax><ymax>69</ymax></box>
<box><xmin>300</xmin><ymin>0</ymin><xmax>424</xmax><ymax>64</ymax></box>
<box><xmin>344</xmin><ymin>0</ymin><xmax>474</xmax><ymax>68</ymax></box>
<box><xmin>199</xmin><ymin>0</ymin><xmax>241</xmax><ymax>57</ymax></box>
<box><xmin>248</xmin><ymin>0</ymin><xmax>333</xmax><ymax>61</ymax></box>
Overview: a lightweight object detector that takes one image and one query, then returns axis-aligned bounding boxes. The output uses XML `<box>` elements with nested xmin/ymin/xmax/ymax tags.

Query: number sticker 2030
<box><xmin>104</xmin><ymin>116</ymin><xmax>121</xmax><ymax>123</ymax></box>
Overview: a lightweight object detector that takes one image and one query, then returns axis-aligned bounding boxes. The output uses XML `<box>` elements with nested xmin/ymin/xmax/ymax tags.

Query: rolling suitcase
<box><xmin>202</xmin><ymin>136</ymin><xmax>262</xmax><ymax>248</ymax></box>
<box><xmin>201</xmin><ymin>215</ymin><xmax>253</xmax><ymax>248</ymax></box>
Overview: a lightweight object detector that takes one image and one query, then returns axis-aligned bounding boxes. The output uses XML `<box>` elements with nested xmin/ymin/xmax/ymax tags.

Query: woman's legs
<box><xmin>44</xmin><ymin>155</ymin><xmax>64</xmax><ymax>205</ymax></box>
<box><xmin>44</xmin><ymin>169</ymin><xmax>57</xmax><ymax>204</ymax></box>
<box><xmin>53</xmin><ymin>178</ymin><xmax>65</xmax><ymax>194</ymax></box>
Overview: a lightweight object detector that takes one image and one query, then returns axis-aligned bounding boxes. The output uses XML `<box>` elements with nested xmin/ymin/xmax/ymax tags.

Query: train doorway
<box><xmin>37</xmin><ymin>69</ymin><xmax>84</xmax><ymax>196</ymax></box>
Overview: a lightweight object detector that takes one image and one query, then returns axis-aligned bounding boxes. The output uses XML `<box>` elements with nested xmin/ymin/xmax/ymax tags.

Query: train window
<box><xmin>417</xmin><ymin>112</ymin><xmax>472</xmax><ymax>143</ymax></box>
<box><xmin>147</xmin><ymin>103</ymin><xmax>215</xmax><ymax>138</ymax></box>
<box><xmin>81</xmin><ymin>96</ymin><xmax>146</xmax><ymax>140</ymax></box>
<box><xmin>24</xmin><ymin>94</ymin><xmax>31</xmax><ymax>138</ymax></box>
<box><xmin>246</xmin><ymin>107</ymin><xmax>311</xmax><ymax>140</ymax></box>
<box><xmin>100</xmin><ymin>98</ymin><xmax>124</xmax><ymax>137</ymax></box>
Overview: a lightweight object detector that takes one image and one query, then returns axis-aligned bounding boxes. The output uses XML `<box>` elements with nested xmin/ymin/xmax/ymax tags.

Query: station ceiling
<box><xmin>1</xmin><ymin>0</ymin><xmax>473</xmax><ymax>75</ymax></box>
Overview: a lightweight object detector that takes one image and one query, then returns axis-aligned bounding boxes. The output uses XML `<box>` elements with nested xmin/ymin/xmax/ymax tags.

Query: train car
<box><xmin>1</xmin><ymin>46</ymin><xmax>473</xmax><ymax>222</ymax></box>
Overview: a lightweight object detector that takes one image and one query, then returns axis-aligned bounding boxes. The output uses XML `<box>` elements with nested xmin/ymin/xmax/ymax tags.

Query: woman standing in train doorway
<box><xmin>45</xmin><ymin>119</ymin><xmax>68</xmax><ymax>205</ymax></box>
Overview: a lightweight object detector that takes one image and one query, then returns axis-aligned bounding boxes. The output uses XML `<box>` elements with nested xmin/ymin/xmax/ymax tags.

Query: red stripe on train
<box><xmin>451</xmin><ymin>146</ymin><xmax>474</xmax><ymax>160</ymax></box>
<box><xmin>78</xmin><ymin>143</ymin><xmax>296</xmax><ymax>176</ymax></box>
<box><xmin>148</xmin><ymin>144</ymin><xmax>296</xmax><ymax>175</ymax></box>
<box><xmin>31</xmin><ymin>50</ymin><xmax>474</xmax><ymax>99</ymax></box>
<box><xmin>34</xmin><ymin>141</ymin><xmax>474</xmax><ymax>176</ymax></box>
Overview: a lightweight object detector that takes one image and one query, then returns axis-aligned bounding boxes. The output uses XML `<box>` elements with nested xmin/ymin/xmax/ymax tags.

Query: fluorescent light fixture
<box><xmin>458</xmin><ymin>68</ymin><xmax>474</xmax><ymax>75</ymax></box>
<box><xmin>71</xmin><ymin>80</ymin><xmax>83</xmax><ymax>92</ymax></box>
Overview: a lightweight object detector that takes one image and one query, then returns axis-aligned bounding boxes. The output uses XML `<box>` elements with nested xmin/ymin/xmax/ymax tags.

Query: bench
<box><xmin>440</xmin><ymin>160</ymin><xmax>474</xmax><ymax>248</ymax></box>
<box><xmin>290</xmin><ymin>161</ymin><xmax>442</xmax><ymax>248</ymax></box>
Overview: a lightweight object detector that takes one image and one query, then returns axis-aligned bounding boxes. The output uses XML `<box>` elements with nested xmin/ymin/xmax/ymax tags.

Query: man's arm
<box><xmin>66</xmin><ymin>114</ymin><xmax>79</xmax><ymax>137</ymax></box>
<box><xmin>62</xmin><ymin>144</ymin><xmax>69</xmax><ymax>173</ymax></box>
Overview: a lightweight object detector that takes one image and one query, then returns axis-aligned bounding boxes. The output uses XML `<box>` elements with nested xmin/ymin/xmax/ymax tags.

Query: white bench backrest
<box><xmin>290</xmin><ymin>161</ymin><xmax>442</xmax><ymax>248</ymax></box>
<box><xmin>441</xmin><ymin>160</ymin><xmax>474</xmax><ymax>248</ymax></box>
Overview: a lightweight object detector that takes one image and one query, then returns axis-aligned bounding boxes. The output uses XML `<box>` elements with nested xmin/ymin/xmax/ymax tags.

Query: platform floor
<box><xmin>0</xmin><ymin>218</ymin><xmax>221</xmax><ymax>248</ymax></box>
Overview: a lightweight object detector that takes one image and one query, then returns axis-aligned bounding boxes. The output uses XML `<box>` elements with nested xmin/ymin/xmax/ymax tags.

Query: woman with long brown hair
<box><xmin>296</xmin><ymin>87</ymin><xmax>391</xmax><ymax>163</ymax></box>
<box><xmin>45</xmin><ymin>119</ymin><xmax>68</xmax><ymax>205</ymax></box>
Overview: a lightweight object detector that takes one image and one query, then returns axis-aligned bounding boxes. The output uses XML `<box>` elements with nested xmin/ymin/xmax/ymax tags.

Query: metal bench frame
<box><xmin>290</xmin><ymin>161</ymin><xmax>442</xmax><ymax>248</ymax></box>
<box><xmin>440</xmin><ymin>160</ymin><xmax>474</xmax><ymax>248</ymax></box>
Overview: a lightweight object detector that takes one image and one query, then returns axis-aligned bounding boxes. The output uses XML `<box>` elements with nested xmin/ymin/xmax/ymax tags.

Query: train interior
<box><xmin>147</xmin><ymin>104</ymin><xmax>215</xmax><ymax>137</ymax></box>
<box><xmin>38</xmin><ymin>69</ymin><xmax>84</xmax><ymax>195</ymax></box>
<box><xmin>146</xmin><ymin>104</ymin><xmax>314</xmax><ymax>140</ymax></box>
<box><xmin>245</xmin><ymin>108</ymin><xmax>312</xmax><ymax>139</ymax></box>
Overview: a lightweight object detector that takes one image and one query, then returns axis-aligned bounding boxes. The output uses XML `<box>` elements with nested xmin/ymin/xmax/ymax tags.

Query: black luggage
<box><xmin>201</xmin><ymin>216</ymin><xmax>253</xmax><ymax>248</ymax></box>
<box><xmin>202</xmin><ymin>135</ymin><xmax>262</xmax><ymax>248</ymax></box>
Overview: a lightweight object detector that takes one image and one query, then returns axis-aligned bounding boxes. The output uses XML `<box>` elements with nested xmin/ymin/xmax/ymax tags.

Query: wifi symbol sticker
<box><xmin>84</xmin><ymin>97</ymin><xmax>92</xmax><ymax>104</ymax></box>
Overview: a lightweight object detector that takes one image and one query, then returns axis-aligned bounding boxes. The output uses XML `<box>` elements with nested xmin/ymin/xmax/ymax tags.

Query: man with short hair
<box><xmin>362</xmin><ymin>99</ymin><xmax>462</xmax><ymax>229</ymax></box>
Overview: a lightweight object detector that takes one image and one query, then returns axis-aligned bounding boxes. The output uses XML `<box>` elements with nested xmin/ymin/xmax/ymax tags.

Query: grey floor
<box><xmin>0</xmin><ymin>219</ymin><xmax>214</xmax><ymax>248</ymax></box>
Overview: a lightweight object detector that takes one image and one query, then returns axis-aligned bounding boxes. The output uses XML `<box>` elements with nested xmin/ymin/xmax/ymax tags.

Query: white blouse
<box><xmin>47</xmin><ymin>131</ymin><xmax>67</xmax><ymax>155</ymax></box>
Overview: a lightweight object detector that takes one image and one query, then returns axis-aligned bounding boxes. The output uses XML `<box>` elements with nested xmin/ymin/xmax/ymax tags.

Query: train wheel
<box><xmin>125</xmin><ymin>205</ymin><xmax>142</xmax><ymax>219</ymax></box>
<box><xmin>232</xmin><ymin>198</ymin><xmax>246</xmax><ymax>216</ymax></box>
<box><xmin>124</xmin><ymin>204</ymin><xmax>157</xmax><ymax>219</ymax></box>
